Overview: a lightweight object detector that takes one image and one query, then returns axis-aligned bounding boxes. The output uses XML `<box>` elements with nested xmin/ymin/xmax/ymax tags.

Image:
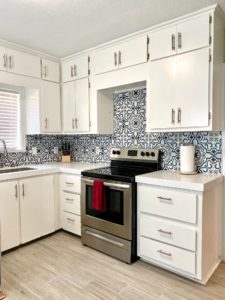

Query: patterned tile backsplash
<box><xmin>1</xmin><ymin>88</ymin><xmax>222</xmax><ymax>173</ymax></box>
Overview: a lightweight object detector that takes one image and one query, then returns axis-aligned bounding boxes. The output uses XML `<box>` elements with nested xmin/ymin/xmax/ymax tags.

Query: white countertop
<box><xmin>135</xmin><ymin>170</ymin><xmax>224</xmax><ymax>191</ymax></box>
<box><xmin>0</xmin><ymin>162</ymin><xmax>108</xmax><ymax>182</ymax></box>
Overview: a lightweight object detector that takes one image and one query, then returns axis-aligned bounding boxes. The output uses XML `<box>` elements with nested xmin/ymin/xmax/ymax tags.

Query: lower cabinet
<box><xmin>0</xmin><ymin>175</ymin><xmax>55</xmax><ymax>251</ymax></box>
<box><xmin>0</xmin><ymin>181</ymin><xmax>20</xmax><ymax>251</ymax></box>
<box><xmin>60</xmin><ymin>174</ymin><xmax>81</xmax><ymax>236</ymax></box>
<box><xmin>20</xmin><ymin>175</ymin><xmax>55</xmax><ymax>243</ymax></box>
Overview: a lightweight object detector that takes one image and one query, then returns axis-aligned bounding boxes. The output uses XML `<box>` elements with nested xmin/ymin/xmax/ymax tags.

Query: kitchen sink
<box><xmin>0</xmin><ymin>167</ymin><xmax>35</xmax><ymax>174</ymax></box>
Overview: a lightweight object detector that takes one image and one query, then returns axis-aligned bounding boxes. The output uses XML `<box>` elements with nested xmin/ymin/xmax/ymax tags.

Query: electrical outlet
<box><xmin>54</xmin><ymin>146</ymin><xmax>58</xmax><ymax>155</ymax></box>
<box><xmin>32</xmin><ymin>147</ymin><xmax>37</xmax><ymax>155</ymax></box>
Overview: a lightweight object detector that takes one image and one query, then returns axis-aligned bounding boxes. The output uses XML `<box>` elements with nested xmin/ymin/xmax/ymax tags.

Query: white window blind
<box><xmin>0</xmin><ymin>88</ymin><xmax>21</xmax><ymax>151</ymax></box>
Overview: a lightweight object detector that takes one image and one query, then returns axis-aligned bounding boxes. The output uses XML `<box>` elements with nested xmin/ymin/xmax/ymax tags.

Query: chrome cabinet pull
<box><xmin>178</xmin><ymin>32</ymin><xmax>182</xmax><ymax>49</ymax></box>
<box><xmin>177</xmin><ymin>108</ymin><xmax>181</xmax><ymax>123</ymax></box>
<box><xmin>15</xmin><ymin>184</ymin><xmax>18</xmax><ymax>198</ymax></box>
<box><xmin>118</xmin><ymin>51</ymin><xmax>122</xmax><ymax>65</ymax></box>
<box><xmin>114</xmin><ymin>52</ymin><xmax>117</xmax><ymax>66</ymax></box>
<box><xmin>75</xmin><ymin>118</ymin><xmax>78</xmax><ymax>129</ymax></box>
<box><xmin>72</xmin><ymin>118</ymin><xmax>75</xmax><ymax>129</ymax></box>
<box><xmin>3</xmin><ymin>54</ymin><xmax>7</xmax><ymax>68</ymax></box>
<box><xmin>45</xmin><ymin>118</ymin><xmax>48</xmax><ymax>129</ymax></box>
<box><xmin>86</xmin><ymin>230</ymin><xmax>124</xmax><ymax>248</ymax></box>
<box><xmin>171</xmin><ymin>109</ymin><xmax>175</xmax><ymax>124</ymax></box>
<box><xmin>158</xmin><ymin>229</ymin><xmax>172</xmax><ymax>235</ymax></box>
<box><xmin>22</xmin><ymin>183</ymin><xmax>25</xmax><ymax>197</ymax></box>
<box><xmin>66</xmin><ymin>198</ymin><xmax>74</xmax><ymax>202</ymax></box>
<box><xmin>67</xmin><ymin>217</ymin><xmax>75</xmax><ymax>222</ymax></box>
<box><xmin>71</xmin><ymin>65</ymin><xmax>74</xmax><ymax>77</ymax></box>
<box><xmin>171</xmin><ymin>34</ymin><xmax>175</xmax><ymax>50</ymax></box>
<box><xmin>157</xmin><ymin>249</ymin><xmax>172</xmax><ymax>257</ymax></box>
<box><xmin>74</xmin><ymin>65</ymin><xmax>77</xmax><ymax>76</ymax></box>
<box><xmin>65</xmin><ymin>182</ymin><xmax>74</xmax><ymax>185</ymax></box>
<box><xmin>9</xmin><ymin>56</ymin><xmax>12</xmax><ymax>69</ymax></box>
<box><xmin>157</xmin><ymin>196</ymin><xmax>172</xmax><ymax>201</ymax></box>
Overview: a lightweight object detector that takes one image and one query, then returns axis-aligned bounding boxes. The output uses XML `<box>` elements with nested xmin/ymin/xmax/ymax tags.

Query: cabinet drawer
<box><xmin>139</xmin><ymin>186</ymin><xmax>197</xmax><ymax>224</ymax></box>
<box><xmin>62</xmin><ymin>212</ymin><xmax>81</xmax><ymax>236</ymax></box>
<box><xmin>140</xmin><ymin>214</ymin><xmax>196</xmax><ymax>251</ymax></box>
<box><xmin>139</xmin><ymin>237</ymin><xmax>196</xmax><ymax>275</ymax></box>
<box><xmin>61</xmin><ymin>175</ymin><xmax>81</xmax><ymax>193</ymax></box>
<box><xmin>62</xmin><ymin>192</ymin><xmax>80</xmax><ymax>215</ymax></box>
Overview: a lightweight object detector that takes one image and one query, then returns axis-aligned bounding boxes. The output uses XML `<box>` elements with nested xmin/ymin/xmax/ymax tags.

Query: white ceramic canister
<box><xmin>180</xmin><ymin>144</ymin><xmax>196</xmax><ymax>174</ymax></box>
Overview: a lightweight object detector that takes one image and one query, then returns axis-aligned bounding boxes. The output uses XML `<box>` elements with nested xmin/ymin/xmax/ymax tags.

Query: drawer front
<box><xmin>62</xmin><ymin>212</ymin><xmax>81</xmax><ymax>236</ymax></box>
<box><xmin>61</xmin><ymin>174</ymin><xmax>81</xmax><ymax>194</ymax></box>
<box><xmin>139</xmin><ymin>186</ymin><xmax>197</xmax><ymax>224</ymax></box>
<box><xmin>139</xmin><ymin>237</ymin><xmax>196</xmax><ymax>275</ymax></box>
<box><xmin>62</xmin><ymin>192</ymin><xmax>80</xmax><ymax>215</ymax></box>
<box><xmin>140</xmin><ymin>214</ymin><xmax>196</xmax><ymax>251</ymax></box>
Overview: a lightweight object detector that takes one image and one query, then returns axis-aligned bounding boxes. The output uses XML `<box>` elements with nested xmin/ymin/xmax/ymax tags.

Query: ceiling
<box><xmin>0</xmin><ymin>0</ymin><xmax>224</xmax><ymax>58</ymax></box>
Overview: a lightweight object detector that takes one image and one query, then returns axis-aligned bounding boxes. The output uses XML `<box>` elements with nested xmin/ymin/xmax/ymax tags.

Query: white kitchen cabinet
<box><xmin>136</xmin><ymin>171</ymin><xmax>223</xmax><ymax>284</ymax></box>
<box><xmin>6</xmin><ymin>48</ymin><xmax>41</xmax><ymax>78</ymax></box>
<box><xmin>41</xmin><ymin>59</ymin><xmax>60</xmax><ymax>82</ymax></box>
<box><xmin>20</xmin><ymin>175</ymin><xmax>55</xmax><ymax>243</ymax></box>
<box><xmin>92</xmin><ymin>36</ymin><xmax>148</xmax><ymax>75</ymax></box>
<box><xmin>42</xmin><ymin>81</ymin><xmax>61</xmax><ymax>133</ymax></box>
<box><xmin>148</xmin><ymin>48</ymin><xmax>210</xmax><ymax>130</ymax></box>
<box><xmin>0</xmin><ymin>181</ymin><xmax>20</xmax><ymax>251</ymax></box>
<box><xmin>62</xmin><ymin>78</ymin><xmax>89</xmax><ymax>133</ymax></box>
<box><xmin>150</xmin><ymin>14</ymin><xmax>210</xmax><ymax>60</ymax></box>
<box><xmin>61</xmin><ymin>55</ymin><xmax>89</xmax><ymax>82</ymax></box>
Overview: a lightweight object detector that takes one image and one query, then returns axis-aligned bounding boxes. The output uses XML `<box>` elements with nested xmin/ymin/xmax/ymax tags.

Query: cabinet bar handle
<box><xmin>3</xmin><ymin>54</ymin><xmax>7</xmax><ymax>68</ymax></box>
<box><xmin>72</xmin><ymin>118</ymin><xmax>75</xmax><ymax>129</ymax></box>
<box><xmin>178</xmin><ymin>32</ymin><xmax>182</xmax><ymax>48</ymax></box>
<box><xmin>65</xmin><ymin>182</ymin><xmax>74</xmax><ymax>185</ymax></box>
<box><xmin>9</xmin><ymin>56</ymin><xmax>12</xmax><ymax>69</ymax></box>
<box><xmin>22</xmin><ymin>183</ymin><xmax>25</xmax><ymax>197</ymax></box>
<box><xmin>157</xmin><ymin>249</ymin><xmax>172</xmax><ymax>257</ymax></box>
<box><xmin>66</xmin><ymin>198</ymin><xmax>74</xmax><ymax>202</ymax></box>
<box><xmin>15</xmin><ymin>184</ymin><xmax>18</xmax><ymax>198</ymax></box>
<box><xmin>158</xmin><ymin>229</ymin><xmax>172</xmax><ymax>235</ymax></box>
<box><xmin>118</xmin><ymin>51</ymin><xmax>122</xmax><ymax>65</ymax></box>
<box><xmin>171</xmin><ymin>34</ymin><xmax>175</xmax><ymax>50</ymax></box>
<box><xmin>114</xmin><ymin>52</ymin><xmax>117</xmax><ymax>66</ymax></box>
<box><xmin>75</xmin><ymin>118</ymin><xmax>78</xmax><ymax>129</ymax></box>
<box><xmin>71</xmin><ymin>65</ymin><xmax>74</xmax><ymax>77</ymax></box>
<box><xmin>157</xmin><ymin>196</ymin><xmax>172</xmax><ymax>201</ymax></box>
<box><xmin>67</xmin><ymin>217</ymin><xmax>75</xmax><ymax>222</ymax></box>
<box><xmin>177</xmin><ymin>108</ymin><xmax>181</xmax><ymax>123</ymax></box>
<box><xmin>171</xmin><ymin>109</ymin><xmax>175</xmax><ymax>124</ymax></box>
<box><xmin>74</xmin><ymin>65</ymin><xmax>77</xmax><ymax>76</ymax></box>
<box><xmin>45</xmin><ymin>118</ymin><xmax>48</xmax><ymax>129</ymax></box>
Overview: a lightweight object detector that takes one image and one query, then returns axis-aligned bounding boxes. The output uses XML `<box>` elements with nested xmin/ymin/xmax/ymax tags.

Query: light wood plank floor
<box><xmin>1</xmin><ymin>231</ymin><xmax>225</xmax><ymax>299</ymax></box>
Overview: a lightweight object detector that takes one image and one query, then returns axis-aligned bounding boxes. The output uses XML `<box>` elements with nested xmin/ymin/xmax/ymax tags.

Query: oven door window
<box><xmin>86</xmin><ymin>185</ymin><xmax>124</xmax><ymax>225</ymax></box>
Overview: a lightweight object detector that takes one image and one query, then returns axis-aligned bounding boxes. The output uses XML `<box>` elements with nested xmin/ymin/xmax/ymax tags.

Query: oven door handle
<box><xmin>82</xmin><ymin>178</ymin><xmax>130</xmax><ymax>190</ymax></box>
<box><xmin>85</xmin><ymin>230</ymin><xmax>124</xmax><ymax>248</ymax></box>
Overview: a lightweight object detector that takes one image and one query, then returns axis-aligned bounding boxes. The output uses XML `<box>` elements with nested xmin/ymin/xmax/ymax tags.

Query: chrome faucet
<box><xmin>0</xmin><ymin>139</ymin><xmax>8</xmax><ymax>168</ymax></box>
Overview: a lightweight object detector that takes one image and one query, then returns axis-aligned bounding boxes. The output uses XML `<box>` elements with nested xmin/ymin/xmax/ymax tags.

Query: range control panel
<box><xmin>110</xmin><ymin>147</ymin><xmax>159</xmax><ymax>162</ymax></box>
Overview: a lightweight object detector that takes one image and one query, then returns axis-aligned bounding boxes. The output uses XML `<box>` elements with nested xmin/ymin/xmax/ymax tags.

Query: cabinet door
<box><xmin>118</xmin><ymin>36</ymin><xmax>148</xmax><ymax>69</ymax></box>
<box><xmin>75</xmin><ymin>78</ymin><xmax>90</xmax><ymax>132</ymax></box>
<box><xmin>0</xmin><ymin>181</ymin><xmax>20</xmax><ymax>251</ymax></box>
<box><xmin>0</xmin><ymin>46</ymin><xmax>7</xmax><ymax>71</ymax></box>
<box><xmin>42</xmin><ymin>81</ymin><xmax>61</xmax><ymax>133</ymax></box>
<box><xmin>62</xmin><ymin>55</ymin><xmax>89</xmax><ymax>82</ymax></box>
<box><xmin>62</xmin><ymin>81</ymin><xmax>76</xmax><ymax>133</ymax></box>
<box><xmin>20</xmin><ymin>175</ymin><xmax>55</xmax><ymax>243</ymax></box>
<box><xmin>148</xmin><ymin>56</ymin><xmax>176</xmax><ymax>130</ymax></box>
<box><xmin>176</xmin><ymin>48</ymin><xmax>209</xmax><ymax>128</ymax></box>
<box><xmin>42</xmin><ymin>59</ymin><xmax>60</xmax><ymax>82</ymax></box>
<box><xmin>177</xmin><ymin>14</ymin><xmax>210</xmax><ymax>54</ymax></box>
<box><xmin>150</xmin><ymin>26</ymin><xmax>177</xmax><ymax>60</ymax></box>
<box><xmin>7</xmin><ymin>48</ymin><xmax>41</xmax><ymax>78</ymax></box>
<box><xmin>92</xmin><ymin>45</ymin><xmax>119</xmax><ymax>75</ymax></box>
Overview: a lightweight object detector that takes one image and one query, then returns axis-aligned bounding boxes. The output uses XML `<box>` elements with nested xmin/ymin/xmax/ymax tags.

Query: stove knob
<box><xmin>151</xmin><ymin>152</ymin><xmax>156</xmax><ymax>157</ymax></box>
<box><xmin>116</xmin><ymin>150</ymin><xmax>121</xmax><ymax>155</ymax></box>
<box><xmin>141</xmin><ymin>151</ymin><xmax>146</xmax><ymax>157</ymax></box>
<box><xmin>112</xmin><ymin>150</ymin><xmax>117</xmax><ymax>155</ymax></box>
<box><xmin>146</xmin><ymin>152</ymin><xmax>150</xmax><ymax>157</ymax></box>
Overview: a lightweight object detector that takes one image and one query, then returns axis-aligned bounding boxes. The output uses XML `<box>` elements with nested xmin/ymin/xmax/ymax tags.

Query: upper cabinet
<box><xmin>61</xmin><ymin>55</ymin><xmax>89</xmax><ymax>82</ymax></box>
<box><xmin>150</xmin><ymin>14</ymin><xmax>210</xmax><ymax>60</ymax></box>
<box><xmin>0</xmin><ymin>47</ymin><xmax>41</xmax><ymax>78</ymax></box>
<box><xmin>147</xmin><ymin>8</ymin><xmax>225</xmax><ymax>132</ymax></box>
<box><xmin>92</xmin><ymin>36</ymin><xmax>148</xmax><ymax>75</ymax></box>
<box><xmin>41</xmin><ymin>59</ymin><xmax>60</xmax><ymax>82</ymax></box>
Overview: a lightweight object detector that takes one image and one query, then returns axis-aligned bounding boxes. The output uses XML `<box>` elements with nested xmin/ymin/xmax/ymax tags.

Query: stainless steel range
<box><xmin>81</xmin><ymin>147</ymin><xmax>160</xmax><ymax>263</ymax></box>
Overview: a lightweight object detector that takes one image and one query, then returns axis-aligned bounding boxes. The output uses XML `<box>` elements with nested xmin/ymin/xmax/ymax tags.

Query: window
<box><xmin>0</xmin><ymin>88</ymin><xmax>23</xmax><ymax>151</ymax></box>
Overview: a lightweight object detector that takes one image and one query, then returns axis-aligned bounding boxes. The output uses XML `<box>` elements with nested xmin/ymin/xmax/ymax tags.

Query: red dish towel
<box><xmin>92</xmin><ymin>180</ymin><xmax>106</xmax><ymax>211</ymax></box>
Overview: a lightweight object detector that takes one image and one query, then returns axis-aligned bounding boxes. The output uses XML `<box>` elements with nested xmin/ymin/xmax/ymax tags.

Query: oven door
<box><xmin>81</xmin><ymin>177</ymin><xmax>132</xmax><ymax>240</ymax></box>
